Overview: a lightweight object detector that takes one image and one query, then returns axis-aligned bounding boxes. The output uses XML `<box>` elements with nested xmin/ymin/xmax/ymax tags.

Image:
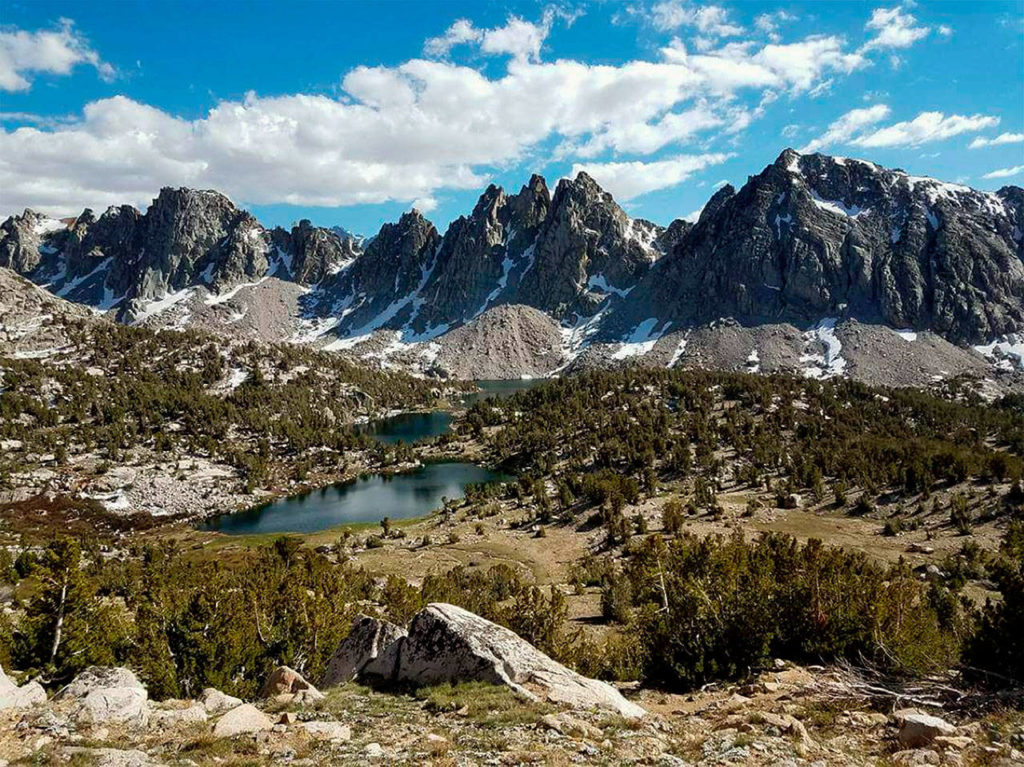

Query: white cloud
<box><xmin>424</xmin><ymin>8</ymin><xmax>578</xmax><ymax>63</ymax></box>
<box><xmin>423</xmin><ymin>19</ymin><xmax>480</xmax><ymax>57</ymax></box>
<box><xmin>969</xmin><ymin>132</ymin><xmax>1024</xmax><ymax>149</ymax></box>
<box><xmin>0</xmin><ymin>6</ymin><xmax>942</xmax><ymax>217</ymax></box>
<box><xmin>937</xmin><ymin>25</ymin><xmax>953</xmax><ymax>37</ymax></box>
<box><xmin>851</xmin><ymin>111</ymin><xmax>1000</xmax><ymax>148</ymax></box>
<box><xmin>0</xmin><ymin>18</ymin><xmax>114</xmax><ymax>91</ymax></box>
<box><xmin>754</xmin><ymin>10</ymin><xmax>796</xmax><ymax>42</ymax></box>
<box><xmin>799</xmin><ymin>104</ymin><xmax>891</xmax><ymax>153</ymax></box>
<box><xmin>411</xmin><ymin>196</ymin><xmax>438</xmax><ymax>213</ymax></box>
<box><xmin>570</xmin><ymin>153</ymin><xmax>732</xmax><ymax>200</ymax></box>
<box><xmin>983</xmin><ymin>165</ymin><xmax>1024</xmax><ymax>180</ymax></box>
<box><xmin>682</xmin><ymin>205</ymin><xmax>704</xmax><ymax>222</ymax></box>
<box><xmin>650</xmin><ymin>2</ymin><xmax>744</xmax><ymax>37</ymax></box>
<box><xmin>861</xmin><ymin>6</ymin><xmax>931</xmax><ymax>51</ymax></box>
<box><xmin>661</xmin><ymin>35</ymin><xmax>866</xmax><ymax>94</ymax></box>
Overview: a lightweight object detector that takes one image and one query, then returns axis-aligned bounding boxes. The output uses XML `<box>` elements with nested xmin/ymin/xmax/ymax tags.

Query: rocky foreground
<box><xmin>2</xmin><ymin>603</ymin><xmax>1022</xmax><ymax>766</ymax></box>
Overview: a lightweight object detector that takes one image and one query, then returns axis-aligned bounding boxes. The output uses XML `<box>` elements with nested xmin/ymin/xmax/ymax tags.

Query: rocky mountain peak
<box><xmin>698</xmin><ymin>184</ymin><xmax>736</xmax><ymax>225</ymax></box>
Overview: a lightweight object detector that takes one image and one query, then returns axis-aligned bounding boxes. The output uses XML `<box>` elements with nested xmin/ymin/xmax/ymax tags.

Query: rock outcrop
<box><xmin>322</xmin><ymin>603</ymin><xmax>646</xmax><ymax>718</ymax></box>
<box><xmin>55</xmin><ymin>667</ymin><xmax>149</xmax><ymax>727</ymax></box>
<box><xmin>321</xmin><ymin>614</ymin><xmax>408</xmax><ymax>686</ymax></box>
<box><xmin>0</xmin><ymin>664</ymin><xmax>46</xmax><ymax>710</ymax></box>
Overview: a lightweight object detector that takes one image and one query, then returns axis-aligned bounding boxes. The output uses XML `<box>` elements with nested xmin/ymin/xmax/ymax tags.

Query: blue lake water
<box><xmin>200</xmin><ymin>461</ymin><xmax>507</xmax><ymax>535</ymax></box>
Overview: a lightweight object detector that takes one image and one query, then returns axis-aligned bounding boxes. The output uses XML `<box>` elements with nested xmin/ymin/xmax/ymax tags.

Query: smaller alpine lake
<box><xmin>199</xmin><ymin>461</ymin><xmax>507</xmax><ymax>536</ymax></box>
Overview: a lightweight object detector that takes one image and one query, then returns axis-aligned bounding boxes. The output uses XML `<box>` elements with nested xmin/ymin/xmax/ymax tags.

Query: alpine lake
<box><xmin>199</xmin><ymin>379</ymin><xmax>540</xmax><ymax>535</ymax></box>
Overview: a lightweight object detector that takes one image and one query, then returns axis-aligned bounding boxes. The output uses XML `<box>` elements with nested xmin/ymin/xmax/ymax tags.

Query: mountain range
<box><xmin>2</xmin><ymin>149</ymin><xmax>1023</xmax><ymax>385</ymax></box>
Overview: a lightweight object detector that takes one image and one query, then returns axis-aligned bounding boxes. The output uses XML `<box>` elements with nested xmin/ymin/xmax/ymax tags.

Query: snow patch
<box><xmin>612</xmin><ymin>317</ymin><xmax>664</xmax><ymax>360</ymax></box>
<box><xmin>324</xmin><ymin>333</ymin><xmax>372</xmax><ymax>351</ymax></box>
<box><xmin>800</xmin><ymin>318</ymin><xmax>846</xmax><ymax>379</ymax></box>
<box><xmin>132</xmin><ymin>288</ymin><xmax>194</xmax><ymax>322</ymax></box>
<box><xmin>668</xmin><ymin>335</ymin><xmax>689</xmax><ymax>368</ymax></box>
<box><xmin>894</xmin><ymin>328</ymin><xmax>917</xmax><ymax>342</ymax></box>
<box><xmin>973</xmin><ymin>334</ymin><xmax>1024</xmax><ymax>371</ymax></box>
<box><xmin>204</xmin><ymin>277</ymin><xmax>268</xmax><ymax>306</ymax></box>
<box><xmin>746</xmin><ymin>347</ymin><xmax>761</xmax><ymax>373</ymax></box>
<box><xmin>587</xmin><ymin>273</ymin><xmax>633</xmax><ymax>298</ymax></box>
<box><xmin>809</xmin><ymin>190</ymin><xmax>868</xmax><ymax>218</ymax></box>
<box><xmin>33</xmin><ymin>217</ymin><xmax>66</xmax><ymax>235</ymax></box>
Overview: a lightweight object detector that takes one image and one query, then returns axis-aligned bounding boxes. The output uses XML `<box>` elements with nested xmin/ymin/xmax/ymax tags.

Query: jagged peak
<box><xmin>697</xmin><ymin>183</ymin><xmax>736</xmax><ymax>225</ymax></box>
<box><xmin>525</xmin><ymin>173</ymin><xmax>548</xmax><ymax>192</ymax></box>
<box><xmin>150</xmin><ymin>186</ymin><xmax>237</xmax><ymax>213</ymax></box>
<box><xmin>397</xmin><ymin>208</ymin><xmax>433</xmax><ymax>228</ymax></box>
<box><xmin>471</xmin><ymin>183</ymin><xmax>506</xmax><ymax>217</ymax></box>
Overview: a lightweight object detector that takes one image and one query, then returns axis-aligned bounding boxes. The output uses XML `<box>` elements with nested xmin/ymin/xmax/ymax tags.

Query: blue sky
<box><xmin>1</xmin><ymin>1</ymin><xmax>1022</xmax><ymax>237</ymax></box>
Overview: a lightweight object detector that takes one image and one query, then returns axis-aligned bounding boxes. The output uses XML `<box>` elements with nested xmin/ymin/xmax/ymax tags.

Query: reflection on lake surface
<box><xmin>357</xmin><ymin>410</ymin><xmax>454</xmax><ymax>444</ymax></box>
<box><xmin>200</xmin><ymin>461</ymin><xmax>508</xmax><ymax>536</ymax></box>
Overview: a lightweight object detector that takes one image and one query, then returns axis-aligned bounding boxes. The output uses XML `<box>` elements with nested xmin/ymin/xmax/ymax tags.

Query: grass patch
<box><xmin>416</xmin><ymin>681</ymin><xmax>554</xmax><ymax>727</ymax></box>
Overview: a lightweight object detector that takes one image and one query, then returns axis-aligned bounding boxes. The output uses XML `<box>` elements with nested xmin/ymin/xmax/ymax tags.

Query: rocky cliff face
<box><xmin>3</xmin><ymin>150</ymin><xmax>1023</xmax><ymax>381</ymax></box>
<box><xmin>0</xmin><ymin>188</ymin><xmax>354</xmax><ymax>320</ymax></box>
<box><xmin>609</xmin><ymin>150</ymin><xmax>1024</xmax><ymax>345</ymax></box>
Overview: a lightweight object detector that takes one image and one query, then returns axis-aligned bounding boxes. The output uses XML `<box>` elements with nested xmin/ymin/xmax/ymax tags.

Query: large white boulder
<box><xmin>321</xmin><ymin>603</ymin><xmax>645</xmax><ymax>718</ymax></box>
<box><xmin>0</xmin><ymin>664</ymin><xmax>46</xmax><ymax>710</ymax></box>
<box><xmin>400</xmin><ymin>603</ymin><xmax>645</xmax><ymax>718</ymax></box>
<box><xmin>212</xmin><ymin>703</ymin><xmax>275</xmax><ymax>738</ymax></box>
<box><xmin>57</xmin><ymin>667</ymin><xmax>148</xmax><ymax>727</ymax></box>
<box><xmin>321</xmin><ymin>614</ymin><xmax>407</xmax><ymax>686</ymax></box>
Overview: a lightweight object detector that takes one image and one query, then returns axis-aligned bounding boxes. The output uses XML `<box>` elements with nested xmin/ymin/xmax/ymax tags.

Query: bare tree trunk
<box><xmin>49</xmin><ymin>572</ymin><xmax>69</xmax><ymax>664</ymax></box>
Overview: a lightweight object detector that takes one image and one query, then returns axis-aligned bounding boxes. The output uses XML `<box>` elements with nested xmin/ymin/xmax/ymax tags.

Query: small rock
<box><xmin>259</xmin><ymin>666</ymin><xmax>324</xmax><ymax>702</ymax></box>
<box><xmin>59</xmin><ymin>667</ymin><xmax>149</xmax><ymax>728</ymax></box>
<box><xmin>364</xmin><ymin>742</ymin><xmax>384</xmax><ymax>758</ymax></box>
<box><xmin>934</xmin><ymin>735</ymin><xmax>975</xmax><ymax>750</ymax></box>
<box><xmin>198</xmin><ymin>687</ymin><xmax>242</xmax><ymax>714</ymax></box>
<box><xmin>301</xmin><ymin>721</ymin><xmax>352</xmax><ymax>742</ymax></box>
<box><xmin>891</xmin><ymin>748</ymin><xmax>940</xmax><ymax>765</ymax></box>
<box><xmin>64</xmin><ymin>747</ymin><xmax>157</xmax><ymax>767</ymax></box>
<box><xmin>149</xmin><ymin>704</ymin><xmax>207</xmax><ymax>728</ymax></box>
<box><xmin>898</xmin><ymin>712</ymin><xmax>957</xmax><ymax>748</ymax></box>
<box><xmin>212</xmin><ymin>704</ymin><xmax>275</xmax><ymax>738</ymax></box>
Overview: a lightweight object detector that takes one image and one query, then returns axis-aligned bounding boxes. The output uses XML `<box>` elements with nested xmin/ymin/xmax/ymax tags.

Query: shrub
<box><xmin>611</xmin><ymin>532</ymin><xmax>961</xmax><ymax>690</ymax></box>
<box><xmin>966</xmin><ymin>522</ymin><xmax>1024</xmax><ymax>684</ymax></box>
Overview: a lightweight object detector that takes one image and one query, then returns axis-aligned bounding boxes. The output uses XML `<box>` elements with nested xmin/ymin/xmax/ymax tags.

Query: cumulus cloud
<box><xmin>982</xmin><ymin>165</ymin><xmax>1024</xmax><ymax>180</ymax></box>
<box><xmin>650</xmin><ymin>2</ymin><xmax>744</xmax><ymax>37</ymax></box>
<box><xmin>799</xmin><ymin>104</ymin><xmax>891</xmax><ymax>153</ymax></box>
<box><xmin>969</xmin><ymin>132</ymin><xmax>1024</xmax><ymax>149</ymax></box>
<box><xmin>660</xmin><ymin>35</ymin><xmax>865</xmax><ymax>94</ymax></box>
<box><xmin>850</xmin><ymin>111</ymin><xmax>1000</xmax><ymax>148</ymax></box>
<box><xmin>0</xmin><ymin>18</ymin><xmax>113</xmax><ymax>92</ymax></box>
<box><xmin>0</xmin><ymin>6</ymin><xmax>946</xmax><ymax>217</ymax></box>
<box><xmin>411</xmin><ymin>196</ymin><xmax>438</xmax><ymax>213</ymax></box>
<box><xmin>861</xmin><ymin>6</ymin><xmax>931</xmax><ymax>51</ymax></box>
<box><xmin>424</xmin><ymin>8</ymin><xmax>578</xmax><ymax>63</ymax></box>
<box><xmin>570</xmin><ymin>153</ymin><xmax>733</xmax><ymax>200</ymax></box>
<box><xmin>754</xmin><ymin>10</ymin><xmax>796</xmax><ymax>42</ymax></box>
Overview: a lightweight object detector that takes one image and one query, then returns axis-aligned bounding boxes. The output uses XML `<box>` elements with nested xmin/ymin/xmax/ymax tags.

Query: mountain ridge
<box><xmin>2</xmin><ymin>149</ymin><xmax>1022</xmax><ymax>383</ymax></box>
